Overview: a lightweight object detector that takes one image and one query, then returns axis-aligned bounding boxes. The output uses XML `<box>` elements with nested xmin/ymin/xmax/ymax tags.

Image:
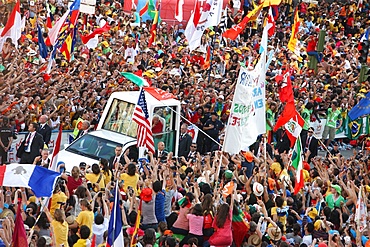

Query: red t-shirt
<box><xmin>67</xmin><ymin>176</ymin><xmax>83</xmax><ymax>195</ymax></box>
<box><xmin>307</xmin><ymin>37</ymin><xmax>318</xmax><ymax>52</ymax></box>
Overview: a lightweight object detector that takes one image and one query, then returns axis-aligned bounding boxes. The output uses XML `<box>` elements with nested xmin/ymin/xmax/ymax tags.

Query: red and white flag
<box><xmin>175</xmin><ymin>0</ymin><xmax>184</xmax><ymax>22</ymax></box>
<box><xmin>45</xmin><ymin>9</ymin><xmax>69</xmax><ymax>46</ymax></box>
<box><xmin>133</xmin><ymin>89</ymin><xmax>155</xmax><ymax>153</ymax></box>
<box><xmin>0</xmin><ymin>0</ymin><xmax>22</xmax><ymax>52</ymax></box>
<box><xmin>267</xmin><ymin>7</ymin><xmax>275</xmax><ymax>37</ymax></box>
<box><xmin>80</xmin><ymin>23</ymin><xmax>110</xmax><ymax>49</ymax></box>
<box><xmin>49</xmin><ymin>125</ymin><xmax>62</xmax><ymax>171</ymax></box>
<box><xmin>185</xmin><ymin>0</ymin><xmax>223</xmax><ymax>51</ymax></box>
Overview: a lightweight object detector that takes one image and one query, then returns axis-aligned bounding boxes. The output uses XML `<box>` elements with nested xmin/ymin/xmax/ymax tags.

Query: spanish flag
<box><xmin>130</xmin><ymin>199</ymin><xmax>142</xmax><ymax>246</ymax></box>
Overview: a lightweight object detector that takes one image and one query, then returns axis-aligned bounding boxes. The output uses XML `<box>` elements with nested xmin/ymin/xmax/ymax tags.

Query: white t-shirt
<box><xmin>233</xmin><ymin>0</ymin><xmax>241</xmax><ymax>8</ymax></box>
<box><xmin>92</xmin><ymin>218</ymin><xmax>109</xmax><ymax>245</ymax></box>
<box><xmin>302</xmin><ymin>234</ymin><xmax>313</xmax><ymax>246</ymax></box>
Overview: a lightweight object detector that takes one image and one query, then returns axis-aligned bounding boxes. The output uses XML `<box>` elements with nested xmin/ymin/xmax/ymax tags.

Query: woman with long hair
<box><xmin>44</xmin><ymin>208</ymin><xmax>69</xmax><ymax>247</ymax></box>
<box><xmin>100</xmin><ymin>158</ymin><xmax>112</xmax><ymax>186</ymax></box>
<box><xmin>120</xmin><ymin>163</ymin><xmax>140</xmax><ymax>196</ymax></box>
<box><xmin>180</xmin><ymin>203</ymin><xmax>204</xmax><ymax>246</ymax></box>
<box><xmin>205</xmin><ymin>188</ymin><xmax>235</xmax><ymax>247</ymax></box>
<box><xmin>69</xmin><ymin>199</ymin><xmax>94</xmax><ymax>236</ymax></box>
<box><xmin>202</xmin><ymin>194</ymin><xmax>215</xmax><ymax>239</ymax></box>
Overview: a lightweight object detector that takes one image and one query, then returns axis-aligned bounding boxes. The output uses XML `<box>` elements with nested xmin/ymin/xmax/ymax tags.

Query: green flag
<box><xmin>120</xmin><ymin>72</ymin><xmax>149</xmax><ymax>87</ymax></box>
<box><xmin>292</xmin><ymin>136</ymin><xmax>304</xmax><ymax>195</ymax></box>
<box><xmin>346</xmin><ymin>118</ymin><xmax>363</xmax><ymax>140</ymax></box>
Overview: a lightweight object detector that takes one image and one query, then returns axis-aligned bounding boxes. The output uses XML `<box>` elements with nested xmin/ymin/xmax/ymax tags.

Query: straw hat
<box><xmin>267</xmin><ymin>227</ymin><xmax>282</xmax><ymax>241</ymax></box>
<box><xmin>247</xmin><ymin>234</ymin><xmax>262</xmax><ymax>247</ymax></box>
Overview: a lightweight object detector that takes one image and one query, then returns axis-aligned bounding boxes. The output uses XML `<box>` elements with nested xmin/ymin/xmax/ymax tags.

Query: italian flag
<box><xmin>292</xmin><ymin>136</ymin><xmax>304</xmax><ymax>195</ymax></box>
<box><xmin>121</xmin><ymin>72</ymin><xmax>150</xmax><ymax>87</ymax></box>
<box><xmin>284</xmin><ymin>111</ymin><xmax>305</xmax><ymax>147</ymax></box>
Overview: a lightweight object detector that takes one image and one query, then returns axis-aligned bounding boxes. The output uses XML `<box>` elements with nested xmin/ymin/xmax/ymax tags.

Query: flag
<box><xmin>139</xmin><ymin>0</ymin><xmax>149</xmax><ymax>16</ymax></box>
<box><xmin>175</xmin><ymin>0</ymin><xmax>184</xmax><ymax>22</ymax></box>
<box><xmin>267</xmin><ymin>7</ymin><xmax>275</xmax><ymax>37</ymax></box>
<box><xmin>148</xmin><ymin>9</ymin><xmax>159</xmax><ymax>47</ymax></box>
<box><xmin>262</xmin><ymin>0</ymin><xmax>282</xmax><ymax>7</ymax></box>
<box><xmin>284</xmin><ymin>112</ymin><xmax>305</xmax><ymax>147</ymax></box>
<box><xmin>106</xmin><ymin>182</ymin><xmax>125</xmax><ymax>247</ymax></box>
<box><xmin>12</xmin><ymin>203</ymin><xmax>28</xmax><ymax>247</ymax></box>
<box><xmin>143</xmin><ymin>87</ymin><xmax>176</xmax><ymax>100</ymax></box>
<box><xmin>0</xmin><ymin>164</ymin><xmax>60</xmax><ymax>197</ymax></box>
<box><xmin>218</xmin><ymin>8</ymin><xmax>228</xmax><ymax>45</ymax></box>
<box><xmin>274</xmin><ymin>102</ymin><xmax>297</xmax><ymax>132</ymax></box>
<box><xmin>133</xmin><ymin>89</ymin><xmax>155</xmax><ymax>154</ymax></box>
<box><xmin>222</xmin><ymin>3</ymin><xmax>263</xmax><ymax>40</ymax></box>
<box><xmin>292</xmin><ymin>136</ymin><xmax>304</xmax><ymax>195</ymax></box>
<box><xmin>121</xmin><ymin>72</ymin><xmax>149</xmax><ymax>87</ymax></box>
<box><xmin>60</xmin><ymin>25</ymin><xmax>78</xmax><ymax>61</ymax></box>
<box><xmin>185</xmin><ymin>0</ymin><xmax>223</xmax><ymax>51</ymax></box>
<box><xmin>355</xmin><ymin>186</ymin><xmax>367</xmax><ymax>232</ymax></box>
<box><xmin>147</xmin><ymin>0</ymin><xmax>158</xmax><ymax>20</ymax></box>
<box><xmin>222</xmin><ymin>181</ymin><xmax>235</xmax><ymax>198</ymax></box>
<box><xmin>37</xmin><ymin>24</ymin><xmax>48</xmax><ymax>59</ymax></box>
<box><xmin>187</xmin><ymin>124</ymin><xmax>199</xmax><ymax>143</ymax></box>
<box><xmin>203</xmin><ymin>46</ymin><xmax>211</xmax><ymax>69</ymax></box>
<box><xmin>359</xmin><ymin>28</ymin><xmax>370</xmax><ymax>50</ymax></box>
<box><xmin>80</xmin><ymin>23</ymin><xmax>110</xmax><ymax>49</ymax></box>
<box><xmin>130</xmin><ymin>199</ymin><xmax>142</xmax><ymax>246</ymax></box>
<box><xmin>348</xmin><ymin>92</ymin><xmax>370</xmax><ymax>120</ymax></box>
<box><xmin>223</xmin><ymin>51</ymin><xmax>266</xmax><ymax>154</ymax></box>
<box><xmin>275</xmin><ymin>70</ymin><xmax>294</xmax><ymax>103</ymax></box>
<box><xmin>45</xmin><ymin>7</ymin><xmax>70</xmax><ymax>46</ymax></box>
<box><xmin>46</xmin><ymin>2</ymin><xmax>54</xmax><ymax>29</ymax></box>
<box><xmin>287</xmin><ymin>9</ymin><xmax>301</xmax><ymax>60</ymax></box>
<box><xmin>358</xmin><ymin>0</ymin><xmax>363</xmax><ymax>11</ymax></box>
<box><xmin>0</xmin><ymin>0</ymin><xmax>21</xmax><ymax>52</ymax></box>
<box><xmin>49</xmin><ymin>125</ymin><xmax>62</xmax><ymax>171</ymax></box>
<box><xmin>259</xmin><ymin>17</ymin><xmax>269</xmax><ymax>54</ymax></box>
<box><xmin>271</xmin><ymin>5</ymin><xmax>279</xmax><ymax>20</ymax></box>
<box><xmin>346</xmin><ymin>118</ymin><xmax>363</xmax><ymax>139</ymax></box>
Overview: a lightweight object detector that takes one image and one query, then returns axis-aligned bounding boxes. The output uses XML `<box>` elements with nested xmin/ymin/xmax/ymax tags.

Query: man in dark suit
<box><xmin>109</xmin><ymin>145</ymin><xmax>126</xmax><ymax>170</ymax></box>
<box><xmin>32</xmin><ymin>149</ymin><xmax>50</xmax><ymax>168</ymax></box>
<box><xmin>155</xmin><ymin>141</ymin><xmax>168</xmax><ymax>162</ymax></box>
<box><xmin>37</xmin><ymin>115</ymin><xmax>52</xmax><ymax>148</ymax></box>
<box><xmin>178</xmin><ymin>124</ymin><xmax>192</xmax><ymax>157</ymax></box>
<box><xmin>17</xmin><ymin>123</ymin><xmax>44</xmax><ymax>164</ymax></box>
<box><xmin>305</xmin><ymin>127</ymin><xmax>318</xmax><ymax>163</ymax></box>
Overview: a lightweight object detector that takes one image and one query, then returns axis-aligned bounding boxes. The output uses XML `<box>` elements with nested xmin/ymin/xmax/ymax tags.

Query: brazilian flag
<box><xmin>346</xmin><ymin>118</ymin><xmax>363</xmax><ymax>140</ymax></box>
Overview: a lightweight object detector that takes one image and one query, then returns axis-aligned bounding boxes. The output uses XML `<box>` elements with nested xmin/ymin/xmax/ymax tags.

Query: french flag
<box><xmin>106</xmin><ymin>182</ymin><xmax>124</xmax><ymax>247</ymax></box>
<box><xmin>0</xmin><ymin>164</ymin><xmax>60</xmax><ymax>197</ymax></box>
<box><xmin>46</xmin><ymin>3</ymin><xmax>54</xmax><ymax>29</ymax></box>
<box><xmin>49</xmin><ymin>125</ymin><xmax>62</xmax><ymax>172</ymax></box>
<box><xmin>0</xmin><ymin>0</ymin><xmax>22</xmax><ymax>52</ymax></box>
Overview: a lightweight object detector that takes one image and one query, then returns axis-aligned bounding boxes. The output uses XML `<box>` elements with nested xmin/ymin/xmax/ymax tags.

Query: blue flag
<box><xmin>348</xmin><ymin>92</ymin><xmax>370</xmax><ymax>120</ymax></box>
<box><xmin>37</xmin><ymin>25</ymin><xmax>48</xmax><ymax>59</ymax></box>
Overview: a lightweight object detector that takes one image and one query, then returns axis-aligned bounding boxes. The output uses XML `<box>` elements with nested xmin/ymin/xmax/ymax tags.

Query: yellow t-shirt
<box><xmin>103</xmin><ymin>170</ymin><xmax>112</xmax><ymax>186</ymax></box>
<box><xmin>73</xmin><ymin>239</ymin><xmax>88</xmax><ymax>247</ymax></box>
<box><xmin>76</xmin><ymin>210</ymin><xmax>94</xmax><ymax>236</ymax></box>
<box><xmin>85</xmin><ymin>173</ymin><xmax>106</xmax><ymax>192</ymax></box>
<box><xmin>271</xmin><ymin>201</ymin><xmax>288</xmax><ymax>229</ymax></box>
<box><xmin>50</xmin><ymin>192</ymin><xmax>67</xmax><ymax>217</ymax></box>
<box><xmin>120</xmin><ymin>173</ymin><xmax>139</xmax><ymax>196</ymax></box>
<box><xmin>51</xmin><ymin>220</ymin><xmax>69</xmax><ymax>247</ymax></box>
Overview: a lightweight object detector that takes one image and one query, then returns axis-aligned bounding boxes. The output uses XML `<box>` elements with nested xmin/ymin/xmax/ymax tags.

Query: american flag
<box><xmin>133</xmin><ymin>89</ymin><xmax>155</xmax><ymax>153</ymax></box>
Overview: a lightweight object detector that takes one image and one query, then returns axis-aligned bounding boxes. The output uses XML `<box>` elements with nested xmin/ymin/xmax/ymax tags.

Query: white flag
<box><xmin>185</xmin><ymin>0</ymin><xmax>223</xmax><ymax>51</ymax></box>
<box><xmin>355</xmin><ymin>186</ymin><xmax>367</xmax><ymax>232</ymax></box>
<box><xmin>175</xmin><ymin>0</ymin><xmax>184</xmax><ymax>22</ymax></box>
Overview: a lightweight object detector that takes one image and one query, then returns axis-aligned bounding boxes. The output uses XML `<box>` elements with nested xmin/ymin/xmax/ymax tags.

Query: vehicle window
<box><xmin>66</xmin><ymin>134</ymin><xmax>119</xmax><ymax>161</ymax></box>
<box><xmin>102</xmin><ymin>98</ymin><xmax>138</xmax><ymax>137</ymax></box>
<box><xmin>152</xmin><ymin>106</ymin><xmax>176</xmax><ymax>152</ymax></box>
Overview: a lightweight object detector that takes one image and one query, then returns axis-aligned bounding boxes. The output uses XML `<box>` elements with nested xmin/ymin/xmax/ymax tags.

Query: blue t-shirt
<box><xmin>155</xmin><ymin>190</ymin><xmax>166</xmax><ymax>222</ymax></box>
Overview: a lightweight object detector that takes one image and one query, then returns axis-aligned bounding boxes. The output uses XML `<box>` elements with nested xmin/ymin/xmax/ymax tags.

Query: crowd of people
<box><xmin>0</xmin><ymin>0</ymin><xmax>370</xmax><ymax>246</ymax></box>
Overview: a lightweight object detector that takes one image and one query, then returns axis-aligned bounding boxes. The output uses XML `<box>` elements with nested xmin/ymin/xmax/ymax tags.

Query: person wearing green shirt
<box><xmin>322</xmin><ymin>101</ymin><xmax>342</xmax><ymax>147</ymax></box>
<box><xmin>325</xmin><ymin>184</ymin><xmax>345</xmax><ymax>210</ymax></box>
<box><xmin>266</xmin><ymin>102</ymin><xmax>277</xmax><ymax>144</ymax></box>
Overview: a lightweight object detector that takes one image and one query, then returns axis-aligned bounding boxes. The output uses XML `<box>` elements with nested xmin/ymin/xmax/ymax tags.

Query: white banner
<box><xmin>223</xmin><ymin>56</ymin><xmax>266</xmax><ymax>154</ymax></box>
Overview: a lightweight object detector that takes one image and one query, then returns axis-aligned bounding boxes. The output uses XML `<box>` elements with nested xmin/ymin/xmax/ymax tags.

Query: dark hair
<box><xmin>30</xmin><ymin>122</ymin><xmax>39</xmax><ymax>130</ymax></box>
<box><xmin>181</xmin><ymin>192</ymin><xmax>195</xmax><ymax>208</ymax></box>
<box><xmin>202</xmin><ymin>194</ymin><xmax>214</xmax><ymax>215</ymax></box>
<box><xmin>92</xmin><ymin>163</ymin><xmax>100</xmax><ymax>174</ymax></box>
<box><xmin>165</xmin><ymin>237</ymin><xmax>176</xmax><ymax>247</ymax></box>
<box><xmin>275</xmin><ymin>196</ymin><xmax>284</xmax><ymax>207</ymax></box>
<box><xmin>75</xmin><ymin>186</ymin><xmax>87</xmax><ymax>199</ymax></box>
<box><xmin>95</xmin><ymin>213</ymin><xmax>104</xmax><ymax>225</ymax></box>
<box><xmin>306</xmin><ymin>222</ymin><xmax>314</xmax><ymax>233</ymax></box>
<box><xmin>192</xmin><ymin>204</ymin><xmax>203</xmax><ymax>216</ymax></box>
<box><xmin>127</xmin><ymin>163</ymin><xmax>136</xmax><ymax>176</ymax></box>
<box><xmin>215</xmin><ymin>203</ymin><xmax>230</xmax><ymax>228</ymax></box>
<box><xmin>80</xmin><ymin>199</ymin><xmax>92</xmax><ymax>211</ymax></box>
<box><xmin>100</xmin><ymin>158</ymin><xmax>109</xmax><ymax>173</ymax></box>
<box><xmin>153</xmin><ymin>180</ymin><xmax>162</xmax><ymax>193</ymax></box>
<box><xmin>36</xmin><ymin>237</ymin><xmax>46</xmax><ymax>247</ymax></box>
<box><xmin>79</xmin><ymin>225</ymin><xmax>91</xmax><ymax>239</ymax></box>
<box><xmin>143</xmin><ymin>228</ymin><xmax>156</xmax><ymax>245</ymax></box>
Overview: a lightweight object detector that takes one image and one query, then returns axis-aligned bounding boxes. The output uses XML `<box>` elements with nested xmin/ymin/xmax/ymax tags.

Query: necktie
<box><xmin>306</xmin><ymin>137</ymin><xmax>311</xmax><ymax>149</ymax></box>
<box><xmin>25</xmin><ymin>133</ymin><xmax>32</xmax><ymax>152</ymax></box>
<box><xmin>96</xmin><ymin>147</ymin><xmax>102</xmax><ymax>156</ymax></box>
<box><xmin>113</xmin><ymin>157</ymin><xmax>117</xmax><ymax>165</ymax></box>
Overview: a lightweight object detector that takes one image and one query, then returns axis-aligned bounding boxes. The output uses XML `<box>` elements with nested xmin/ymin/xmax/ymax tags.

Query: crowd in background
<box><xmin>0</xmin><ymin>0</ymin><xmax>370</xmax><ymax>246</ymax></box>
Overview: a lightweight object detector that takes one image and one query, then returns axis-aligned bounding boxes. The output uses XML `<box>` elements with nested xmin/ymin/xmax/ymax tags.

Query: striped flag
<box><xmin>49</xmin><ymin>125</ymin><xmax>62</xmax><ymax>172</ymax></box>
<box><xmin>148</xmin><ymin>9</ymin><xmax>160</xmax><ymax>47</ymax></box>
<box><xmin>218</xmin><ymin>7</ymin><xmax>228</xmax><ymax>45</ymax></box>
<box><xmin>292</xmin><ymin>136</ymin><xmax>304</xmax><ymax>195</ymax></box>
<box><xmin>133</xmin><ymin>89</ymin><xmax>155</xmax><ymax>153</ymax></box>
<box><xmin>0</xmin><ymin>0</ymin><xmax>21</xmax><ymax>52</ymax></box>
<box><xmin>130</xmin><ymin>199</ymin><xmax>142</xmax><ymax>246</ymax></box>
<box><xmin>46</xmin><ymin>2</ymin><xmax>54</xmax><ymax>29</ymax></box>
<box><xmin>107</xmin><ymin>182</ymin><xmax>125</xmax><ymax>247</ymax></box>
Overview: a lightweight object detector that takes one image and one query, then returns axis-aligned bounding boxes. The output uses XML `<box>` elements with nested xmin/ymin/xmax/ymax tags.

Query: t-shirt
<box><xmin>302</xmin><ymin>234</ymin><xmax>313</xmax><ymax>245</ymax></box>
<box><xmin>142</xmin><ymin>199</ymin><xmax>158</xmax><ymax>225</ymax></box>
<box><xmin>325</xmin><ymin>108</ymin><xmax>341</xmax><ymax>128</ymax></box>
<box><xmin>76</xmin><ymin>210</ymin><xmax>94</xmax><ymax>236</ymax></box>
<box><xmin>266</xmin><ymin>109</ymin><xmax>275</xmax><ymax>131</ymax></box>
<box><xmin>92</xmin><ymin>218</ymin><xmax>109</xmax><ymax>246</ymax></box>
<box><xmin>85</xmin><ymin>173</ymin><xmax>106</xmax><ymax>192</ymax></box>
<box><xmin>173</xmin><ymin>207</ymin><xmax>191</xmax><ymax>231</ymax></box>
<box><xmin>0</xmin><ymin>126</ymin><xmax>12</xmax><ymax>146</ymax></box>
<box><xmin>187</xmin><ymin>214</ymin><xmax>204</xmax><ymax>236</ymax></box>
<box><xmin>67</xmin><ymin>176</ymin><xmax>83</xmax><ymax>195</ymax></box>
<box><xmin>325</xmin><ymin>193</ymin><xmax>345</xmax><ymax>209</ymax></box>
<box><xmin>73</xmin><ymin>239</ymin><xmax>89</xmax><ymax>247</ymax></box>
<box><xmin>155</xmin><ymin>191</ymin><xmax>166</xmax><ymax>223</ymax></box>
<box><xmin>51</xmin><ymin>220</ymin><xmax>69</xmax><ymax>247</ymax></box>
<box><xmin>120</xmin><ymin>173</ymin><xmax>139</xmax><ymax>196</ymax></box>
<box><xmin>50</xmin><ymin>192</ymin><xmax>68</xmax><ymax>217</ymax></box>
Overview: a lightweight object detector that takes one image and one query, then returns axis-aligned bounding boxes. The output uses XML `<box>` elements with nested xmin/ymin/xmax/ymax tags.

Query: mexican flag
<box><xmin>292</xmin><ymin>136</ymin><xmax>304</xmax><ymax>195</ymax></box>
<box><xmin>120</xmin><ymin>72</ymin><xmax>149</xmax><ymax>87</ymax></box>
<box><xmin>284</xmin><ymin>111</ymin><xmax>305</xmax><ymax>147</ymax></box>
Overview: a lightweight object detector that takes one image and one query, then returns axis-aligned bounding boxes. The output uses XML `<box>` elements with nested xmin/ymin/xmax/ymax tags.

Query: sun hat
<box><xmin>253</xmin><ymin>182</ymin><xmax>264</xmax><ymax>197</ymax></box>
<box><xmin>267</xmin><ymin>227</ymin><xmax>282</xmax><ymax>241</ymax></box>
<box><xmin>140</xmin><ymin>188</ymin><xmax>153</xmax><ymax>202</ymax></box>
<box><xmin>247</xmin><ymin>234</ymin><xmax>261</xmax><ymax>247</ymax></box>
<box><xmin>331</xmin><ymin>184</ymin><xmax>342</xmax><ymax>194</ymax></box>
